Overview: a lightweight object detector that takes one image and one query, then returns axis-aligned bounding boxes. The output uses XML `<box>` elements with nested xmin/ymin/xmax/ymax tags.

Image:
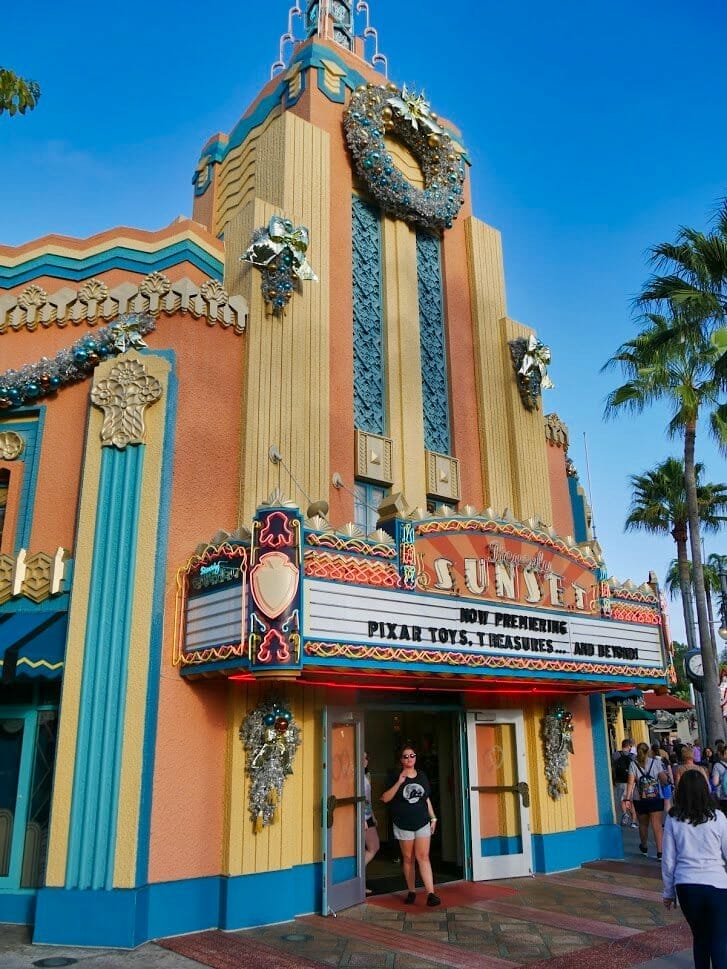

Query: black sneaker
<box><xmin>656</xmin><ymin>852</ymin><xmax>663</xmax><ymax>860</ymax></box>
<box><xmin>427</xmin><ymin>893</ymin><xmax>441</xmax><ymax>907</ymax></box>
<box><xmin>404</xmin><ymin>891</ymin><xmax>416</xmax><ymax>904</ymax></box>
<box><xmin>639</xmin><ymin>843</ymin><xmax>647</xmax><ymax>854</ymax></box>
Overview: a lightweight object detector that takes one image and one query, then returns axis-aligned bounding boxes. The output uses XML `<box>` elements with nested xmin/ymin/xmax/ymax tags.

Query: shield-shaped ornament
<box><xmin>250</xmin><ymin>551</ymin><xmax>299</xmax><ymax>619</ymax></box>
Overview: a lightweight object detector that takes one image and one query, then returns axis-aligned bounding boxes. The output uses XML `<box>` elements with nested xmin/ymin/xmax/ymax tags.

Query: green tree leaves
<box><xmin>0</xmin><ymin>69</ymin><xmax>41</xmax><ymax>116</ymax></box>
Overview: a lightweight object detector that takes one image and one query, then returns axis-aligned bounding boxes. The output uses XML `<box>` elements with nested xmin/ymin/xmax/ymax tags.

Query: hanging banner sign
<box><xmin>304</xmin><ymin>580</ymin><xmax>664</xmax><ymax>671</ymax></box>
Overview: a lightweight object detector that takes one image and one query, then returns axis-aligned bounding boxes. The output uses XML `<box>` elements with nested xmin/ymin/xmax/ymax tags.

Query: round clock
<box><xmin>684</xmin><ymin>648</ymin><xmax>704</xmax><ymax>690</ymax></box>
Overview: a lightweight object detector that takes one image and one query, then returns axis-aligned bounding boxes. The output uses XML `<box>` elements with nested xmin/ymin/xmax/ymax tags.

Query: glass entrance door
<box><xmin>466</xmin><ymin>710</ymin><xmax>532</xmax><ymax>880</ymax></box>
<box><xmin>322</xmin><ymin>707</ymin><xmax>365</xmax><ymax>914</ymax></box>
<box><xmin>0</xmin><ymin>707</ymin><xmax>58</xmax><ymax>890</ymax></box>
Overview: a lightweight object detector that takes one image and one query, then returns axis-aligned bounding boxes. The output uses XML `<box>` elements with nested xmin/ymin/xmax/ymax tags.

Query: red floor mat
<box><xmin>158</xmin><ymin>929</ymin><xmax>330</xmax><ymax>969</ymax></box>
<box><xmin>524</xmin><ymin>921</ymin><xmax>693</xmax><ymax>969</ymax></box>
<box><xmin>366</xmin><ymin>879</ymin><xmax>517</xmax><ymax>912</ymax></box>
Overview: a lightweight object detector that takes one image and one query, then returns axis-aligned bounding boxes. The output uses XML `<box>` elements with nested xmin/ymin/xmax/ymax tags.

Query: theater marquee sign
<box><xmin>303</xmin><ymin>521</ymin><xmax>666</xmax><ymax>680</ymax></box>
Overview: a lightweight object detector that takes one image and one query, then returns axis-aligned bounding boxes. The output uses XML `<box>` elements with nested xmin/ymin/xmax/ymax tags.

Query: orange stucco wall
<box><xmin>546</xmin><ymin>441</ymin><xmax>574</xmax><ymax>538</ymax></box>
<box><xmin>569</xmin><ymin>695</ymin><xmax>599</xmax><ymax>829</ymax></box>
<box><xmin>147</xmin><ymin>318</ymin><xmax>244</xmax><ymax>882</ymax></box>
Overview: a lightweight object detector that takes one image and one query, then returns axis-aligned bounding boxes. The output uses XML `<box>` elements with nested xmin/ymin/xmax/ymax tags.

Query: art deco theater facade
<box><xmin>0</xmin><ymin>2</ymin><xmax>670</xmax><ymax>947</ymax></box>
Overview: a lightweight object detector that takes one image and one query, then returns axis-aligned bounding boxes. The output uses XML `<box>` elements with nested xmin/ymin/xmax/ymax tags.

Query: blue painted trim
<box><xmin>568</xmin><ymin>476</ymin><xmax>589</xmax><ymax>543</ymax></box>
<box><xmin>352</xmin><ymin>197</ymin><xmax>385</xmax><ymax>435</ymax></box>
<box><xmin>531</xmin><ymin>824</ymin><xmax>622</xmax><ymax>873</ymax></box>
<box><xmin>0</xmin><ymin>410</ymin><xmax>44</xmax><ymax>552</ymax></box>
<box><xmin>480</xmin><ymin>835</ymin><xmax>522</xmax><ymax>857</ymax></box>
<box><xmin>66</xmin><ymin>445</ymin><xmax>144</xmax><ymax>890</ymax></box>
<box><xmin>417</xmin><ymin>231</ymin><xmax>451</xmax><ymax>455</ymax></box>
<box><xmin>179</xmin><ymin>657</ymin><xmax>250</xmax><ymax>677</ymax></box>
<box><xmin>0</xmin><ymin>889</ymin><xmax>36</xmax><ymax>924</ymax></box>
<box><xmin>135</xmin><ymin>351</ymin><xmax>177</xmax><ymax>886</ymax></box>
<box><xmin>0</xmin><ymin>242</ymin><xmax>223</xmax><ymax>289</ymax></box>
<box><xmin>304</xmin><ymin>649</ymin><xmax>666</xmax><ymax>684</ymax></box>
<box><xmin>332</xmin><ymin>855</ymin><xmax>357</xmax><ymax>883</ymax></box>
<box><xmin>33</xmin><ymin>862</ymin><xmax>321</xmax><ymax>947</ymax></box>
<box><xmin>589</xmin><ymin>694</ymin><xmax>615</xmax><ymax>825</ymax></box>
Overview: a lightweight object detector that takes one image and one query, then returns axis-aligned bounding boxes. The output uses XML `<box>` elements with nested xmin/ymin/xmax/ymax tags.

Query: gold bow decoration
<box><xmin>242</xmin><ymin>216</ymin><xmax>318</xmax><ymax>314</ymax></box>
<box><xmin>386</xmin><ymin>84</ymin><xmax>442</xmax><ymax>135</ymax></box>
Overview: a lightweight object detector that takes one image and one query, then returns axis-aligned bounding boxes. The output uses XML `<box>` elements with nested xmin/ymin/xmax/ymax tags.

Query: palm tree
<box><xmin>665</xmin><ymin>553</ymin><xmax>727</xmax><ymax>657</ymax></box>
<box><xmin>638</xmin><ymin>199</ymin><xmax>727</xmax><ymax>335</ymax></box>
<box><xmin>627</xmin><ymin>460</ymin><xmax>727</xmax><ymax>652</ymax></box>
<box><xmin>604</xmin><ymin>312</ymin><xmax>726</xmax><ymax>743</ymax></box>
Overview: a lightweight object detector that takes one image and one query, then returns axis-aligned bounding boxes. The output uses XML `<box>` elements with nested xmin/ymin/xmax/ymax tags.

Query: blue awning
<box><xmin>0</xmin><ymin>610</ymin><xmax>68</xmax><ymax>680</ymax></box>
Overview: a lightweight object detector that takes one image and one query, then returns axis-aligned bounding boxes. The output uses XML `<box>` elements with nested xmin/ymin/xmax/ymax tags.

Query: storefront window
<box><xmin>0</xmin><ymin>718</ymin><xmax>24</xmax><ymax>877</ymax></box>
<box><xmin>20</xmin><ymin>711</ymin><xmax>57</xmax><ymax>887</ymax></box>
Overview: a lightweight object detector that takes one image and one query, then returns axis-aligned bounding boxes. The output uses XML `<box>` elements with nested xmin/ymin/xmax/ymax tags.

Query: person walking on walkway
<box><xmin>662</xmin><ymin>770</ymin><xmax>727</xmax><ymax>968</ymax></box>
<box><xmin>613</xmin><ymin>739</ymin><xmax>637</xmax><ymax>827</ymax></box>
<box><xmin>624</xmin><ymin>742</ymin><xmax>668</xmax><ymax>859</ymax></box>
<box><xmin>381</xmin><ymin>745</ymin><xmax>440</xmax><ymax>906</ymax></box>
<box><xmin>674</xmin><ymin>746</ymin><xmax>710</xmax><ymax>791</ymax></box>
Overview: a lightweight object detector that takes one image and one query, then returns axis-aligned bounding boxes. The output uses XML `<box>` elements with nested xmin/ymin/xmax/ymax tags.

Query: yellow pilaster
<box><xmin>465</xmin><ymin>217</ymin><xmax>512</xmax><ymax>511</ymax></box>
<box><xmin>223</xmin><ymin>112</ymin><xmax>331</xmax><ymax>524</ymax></box>
<box><xmin>524</xmin><ymin>703</ymin><xmax>576</xmax><ymax>835</ymax></box>
<box><xmin>45</xmin><ymin>352</ymin><xmax>172</xmax><ymax>888</ymax></box>
<box><xmin>501</xmin><ymin>317</ymin><xmax>554</xmax><ymax>525</ymax></box>
<box><xmin>224</xmin><ymin>683</ymin><xmax>323</xmax><ymax>876</ymax></box>
<box><xmin>381</xmin><ymin>216</ymin><xmax>427</xmax><ymax>509</ymax></box>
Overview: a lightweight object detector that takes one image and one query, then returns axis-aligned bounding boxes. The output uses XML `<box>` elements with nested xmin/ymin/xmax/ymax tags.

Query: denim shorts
<box><xmin>393</xmin><ymin>822</ymin><xmax>432</xmax><ymax>841</ymax></box>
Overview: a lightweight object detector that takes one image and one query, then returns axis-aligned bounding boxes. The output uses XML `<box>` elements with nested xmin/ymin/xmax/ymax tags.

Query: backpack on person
<box><xmin>613</xmin><ymin>753</ymin><xmax>632</xmax><ymax>783</ymax></box>
<box><xmin>636</xmin><ymin>760</ymin><xmax>660</xmax><ymax>800</ymax></box>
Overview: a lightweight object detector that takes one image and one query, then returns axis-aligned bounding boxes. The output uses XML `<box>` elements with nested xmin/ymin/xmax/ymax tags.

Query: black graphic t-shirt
<box><xmin>385</xmin><ymin>770</ymin><xmax>431</xmax><ymax>831</ymax></box>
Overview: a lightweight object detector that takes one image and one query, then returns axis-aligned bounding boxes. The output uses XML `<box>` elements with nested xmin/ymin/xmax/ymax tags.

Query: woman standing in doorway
<box><xmin>381</xmin><ymin>745</ymin><xmax>440</xmax><ymax>906</ymax></box>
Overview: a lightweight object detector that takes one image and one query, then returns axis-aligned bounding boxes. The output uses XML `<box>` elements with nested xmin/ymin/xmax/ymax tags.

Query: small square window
<box><xmin>354</xmin><ymin>481</ymin><xmax>388</xmax><ymax>535</ymax></box>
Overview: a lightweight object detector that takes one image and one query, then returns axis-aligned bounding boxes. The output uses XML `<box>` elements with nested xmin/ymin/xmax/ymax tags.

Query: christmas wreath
<box><xmin>344</xmin><ymin>82</ymin><xmax>466</xmax><ymax>231</ymax></box>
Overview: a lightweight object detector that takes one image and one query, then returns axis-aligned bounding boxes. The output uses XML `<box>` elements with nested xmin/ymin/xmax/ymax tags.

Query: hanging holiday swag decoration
<box><xmin>344</xmin><ymin>82</ymin><xmax>466</xmax><ymax>231</ymax></box>
<box><xmin>0</xmin><ymin>313</ymin><xmax>154</xmax><ymax>410</ymax></box>
<box><xmin>542</xmin><ymin>704</ymin><xmax>574</xmax><ymax>800</ymax></box>
<box><xmin>241</xmin><ymin>216</ymin><xmax>317</xmax><ymax>314</ymax></box>
<box><xmin>240</xmin><ymin>697</ymin><xmax>301</xmax><ymax>832</ymax></box>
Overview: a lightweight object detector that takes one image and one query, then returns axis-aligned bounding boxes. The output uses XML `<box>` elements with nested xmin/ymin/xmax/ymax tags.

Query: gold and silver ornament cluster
<box><xmin>242</xmin><ymin>215</ymin><xmax>317</xmax><ymax>315</ymax></box>
<box><xmin>508</xmin><ymin>335</ymin><xmax>554</xmax><ymax>411</ymax></box>
<box><xmin>344</xmin><ymin>82</ymin><xmax>466</xmax><ymax>231</ymax></box>
<box><xmin>240</xmin><ymin>696</ymin><xmax>302</xmax><ymax>832</ymax></box>
<box><xmin>542</xmin><ymin>704</ymin><xmax>574</xmax><ymax>800</ymax></box>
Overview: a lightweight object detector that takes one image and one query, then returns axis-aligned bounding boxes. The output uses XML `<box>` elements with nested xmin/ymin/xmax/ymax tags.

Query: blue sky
<box><xmin>2</xmin><ymin>0</ymin><xmax>726</xmax><ymax>642</ymax></box>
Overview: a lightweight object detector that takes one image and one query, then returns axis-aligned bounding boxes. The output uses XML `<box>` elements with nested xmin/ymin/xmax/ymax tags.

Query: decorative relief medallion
<box><xmin>544</xmin><ymin>412</ymin><xmax>569</xmax><ymax>449</ymax></box>
<box><xmin>355</xmin><ymin>429</ymin><xmax>393</xmax><ymax>485</ymax></box>
<box><xmin>0</xmin><ymin>431</ymin><xmax>24</xmax><ymax>460</ymax></box>
<box><xmin>425</xmin><ymin>450</ymin><xmax>460</xmax><ymax>503</ymax></box>
<box><xmin>90</xmin><ymin>358</ymin><xmax>163</xmax><ymax>449</ymax></box>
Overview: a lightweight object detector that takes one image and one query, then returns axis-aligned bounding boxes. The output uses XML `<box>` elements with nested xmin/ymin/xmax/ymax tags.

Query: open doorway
<box><xmin>363</xmin><ymin>705</ymin><xmax>465</xmax><ymax>895</ymax></box>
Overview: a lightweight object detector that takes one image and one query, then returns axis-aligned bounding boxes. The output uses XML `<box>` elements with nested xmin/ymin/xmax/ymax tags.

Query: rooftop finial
<box><xmin>271</xmin><ymin>0</ymin><xmax>387</xmax><ymax>78</ymax></box>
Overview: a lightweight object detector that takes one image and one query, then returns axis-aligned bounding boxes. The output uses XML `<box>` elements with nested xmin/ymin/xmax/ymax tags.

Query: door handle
<box><xmin>326</xmin><ymin>794</ymin><xmax>367</xmax><ymax>828</ymax></box>
<box><xmin>471</xmin><ymin>782</ymin><xmax>530</xmax><ymax>808</ymax></box>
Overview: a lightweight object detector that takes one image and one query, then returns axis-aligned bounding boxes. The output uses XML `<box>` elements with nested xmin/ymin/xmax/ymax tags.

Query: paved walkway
<box><xmin>0</xmin><ymin>830</ymin><xmax>695</xmax><ymax>969</ymax></box>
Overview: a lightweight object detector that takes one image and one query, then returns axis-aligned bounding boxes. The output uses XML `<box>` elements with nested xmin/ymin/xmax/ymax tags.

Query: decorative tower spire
<box><xmin>271</xmin><ymin>0</ymin><xmax>387</xmax><ymax>78</ymax></box>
